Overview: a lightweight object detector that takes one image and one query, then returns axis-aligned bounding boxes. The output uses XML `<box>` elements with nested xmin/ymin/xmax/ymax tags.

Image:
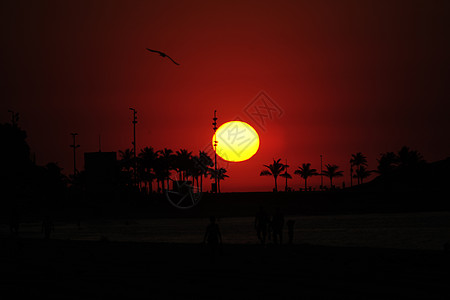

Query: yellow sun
<box><xmin>212</xmin><ymin>121</ymin><xmax>260</xmax><ymax>162</ymax></box>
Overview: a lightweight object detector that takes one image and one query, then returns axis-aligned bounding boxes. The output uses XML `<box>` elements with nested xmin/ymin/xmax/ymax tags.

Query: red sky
<box><xmin>2</xmin><ymin>0</ymin><xmax>450</xmax><ymax>192</ymax></box>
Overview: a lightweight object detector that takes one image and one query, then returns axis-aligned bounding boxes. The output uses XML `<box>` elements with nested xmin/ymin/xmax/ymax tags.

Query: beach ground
<box><xmin>1</xmin><ymin>238</ymin><xmax>449</xmax><ymax>299</ymax></box>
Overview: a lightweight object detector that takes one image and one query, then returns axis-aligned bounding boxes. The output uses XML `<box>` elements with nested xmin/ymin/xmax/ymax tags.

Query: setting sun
<box><xmin>212</xmin><ymin>121</ymin><xmax>260</xmax><ymax>162</ymax></box>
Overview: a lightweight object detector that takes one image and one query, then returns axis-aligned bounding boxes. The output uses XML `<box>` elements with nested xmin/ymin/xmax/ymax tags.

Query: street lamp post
<box><xmin>212</xmin><ymin>110</ymin><xmax>218</xmax><ymax>193</ymax></box>
<box><xmin>70</xmin><ymin>133</ymin><xmax>80</xmax><ymax>178</ymax></box>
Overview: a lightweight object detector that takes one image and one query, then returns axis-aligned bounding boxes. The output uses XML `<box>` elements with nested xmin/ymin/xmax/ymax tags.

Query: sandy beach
<box><xmin>2</xmin><ymin>232</ymin><xmax>450</xmax><ymax>299</ymax></box>
<box><xmin>3</xmin><ymin>211</ymin><xmax>450</xmax><ymax>250</ymax></box>
<box><xmin>2</xmin><ymin>202</ymin><xmax>450</xmax><ymax>299</ymax></box>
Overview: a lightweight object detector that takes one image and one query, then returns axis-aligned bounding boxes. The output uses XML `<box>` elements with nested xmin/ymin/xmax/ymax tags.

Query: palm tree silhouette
<box><xmin>350</xmin><ymin>152</ymin><xmax>368</xmax><ymax>185</ymax></box>
<box><xmin>190</xmin><ymin>155</ymin><xmax>203</xmax><ymax>192</ymax></box>
<box><xmin>377</xmin><ymin>152</ymin><xmax>398</xmax><ymax>175</ymax></box>
<box><xmin>159</xmin><ymin>148</ymin><xmax>174</xmax><ymax>190</ymax></box>
<box><xmin>138</xmin><ymin>147</ymin><xmax>159</xmax><ymax>193</ymax></box>
<box><xmin>119</xmin><ymin>148</ymin><xmax>134</xmax><ymax>171</ymax></box>
<box><xmin>119</xmin><ymin>148</ymin><xmax>134</xmax><ymax>187</ymax></box>
<box><xmin>322</xmin><ymin>164</ymin><xmax>344</xmax><ymax>189</ymax></box>
<box><xmin>209</xmin><ymin>167</ymin><xmax>229</xmax><ymax>193</ymax></box>
<box><xmin>279</xmin><ymin>159</ymin><xmax>292</xmax><ymax>191</ymax></box>
<box><xmin>153</xmin><ymin>156</ymin><xmax>170</xmax><ymax>193</ymax></box>
<box><xmin>198</xmin><ymin>151</ymin><xmax>213</xmax><ymax>192</ymax></box>
<box><xmin>260</xmin><ymin>158</ymin><xmax>286</xmax><ymax>192</ymax></box>
<box><xmin>397</xmin><ymin>146</ymin><xmax>425</xmax><ymax>168</ymax></box>
<box><xmin>354</xmin><ymin>165</ymin><xmax>372</xmax><ymax>184</ymax></box>
<box><xmin>279</xmin><ymin>172</ymin><xmax>292</xmax><ymax>191</ymax></box>
<box><xmin>294</xmin><ymin>163</ymin><xmax>318</xmax><ymax>191</ymax></box>
<box><xmin>174</xmin><ymin>149</ymin><xmax>192</xmax><ymax>181</ymax></box>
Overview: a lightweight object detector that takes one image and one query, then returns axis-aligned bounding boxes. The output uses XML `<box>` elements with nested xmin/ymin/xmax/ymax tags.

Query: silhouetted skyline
<box><xmin>1</xmin><ymin>0</ymin><xmax>450</xmax><ymax>192</ymax></box>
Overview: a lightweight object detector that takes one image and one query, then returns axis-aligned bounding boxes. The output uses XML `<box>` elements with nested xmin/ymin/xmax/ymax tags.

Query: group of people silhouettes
<box><xmin>255</xmin><ymin>206</ymin><xmax>295</xmax><ymax>245</ymax></box>
<box><xmin>203</xmin><ymin>206</ymin><xmax>296</xmax><ymax>261</ymax></box>
<box><xmin>8</xmin><ymin>207</ymin><xmax>54</xmax><ymax>239</ymax></box>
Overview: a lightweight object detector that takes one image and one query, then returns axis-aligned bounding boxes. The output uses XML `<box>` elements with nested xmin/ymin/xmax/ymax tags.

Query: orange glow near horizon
<box><xmin>213</xmin><ymin>121</ymin><xmax>260</xmax><ymax>162</ymax></box>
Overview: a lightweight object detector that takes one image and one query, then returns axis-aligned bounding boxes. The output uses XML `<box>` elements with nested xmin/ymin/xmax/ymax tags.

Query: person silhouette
<box><xmin>42</xmin><ymin>216</ymin><xmax>54</xmax><ymax>239</ymax></box>
<box><xmin>286</xmin><ymin>219</ymin><xmax>295</xmax><ymax>245</ymax></box>
<box><xmin>255</xmin><ymin>205</ymin><xmax>269</xmax><ymax>245</ymax></box>
<box><xmin>272</xmin><ymin>208</ymin><xmax>284</xmax><ymax>245</ymax></box>
<box><xmin>203</xmin><ymin>216</ymin><xmax>222</xmax><ymax>261</ymax></box>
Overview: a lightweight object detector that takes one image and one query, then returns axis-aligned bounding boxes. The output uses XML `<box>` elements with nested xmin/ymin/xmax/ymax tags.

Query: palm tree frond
<box><xmin>280</xmin><ymin>173</ymin><xmax>292</xmax><ymax>179</ymax></box>
<box><xmin>260</xmin><ymin>170</ymin><xmax>272</xmax><ymax>176</ymax></box>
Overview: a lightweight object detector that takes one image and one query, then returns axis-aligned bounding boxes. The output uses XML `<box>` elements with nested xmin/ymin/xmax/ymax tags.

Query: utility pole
<box><xmin>129</xmin><ymin>108</ymin><xmax>137</xmax><ymax>188</ymax></box>
<box><xmin>70</xmin><ymin>133</ymin><xmax>80</xmax><ymax>178</ymax></box>
<box><xmin>212</xmin><ymin>110</ymin><xmax>218</xmax><ymax>193</ymax></box>
<box><xmin>320</xmin><ymin>154</ymin><xmax>323</xmax><ymax>190</ymax></box>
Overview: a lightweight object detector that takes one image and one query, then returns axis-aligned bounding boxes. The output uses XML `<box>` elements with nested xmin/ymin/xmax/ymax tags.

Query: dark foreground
<box><xmin>1</xmin><ymin>238</ymin><xmax>449</xmax><ymax>299</ymax></box>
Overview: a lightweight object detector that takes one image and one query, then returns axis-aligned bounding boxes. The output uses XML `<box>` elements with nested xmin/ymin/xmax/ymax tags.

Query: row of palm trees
<box><xmin>350</xmin><ymin>152</ymin><xmax>372</xmax><ymax>186</ymax></box>
<box><xmin>260</xmin><ymin>159</ymin><xmax>344</xmax><ymax>192</ymax></box>
<box><xmin>260</xmin><ymin>146</ymin><xmax>424</xmax><ymax>192</ymax></box>
<box><xmin>376</xmin><ymin>146</ymin><xmax>425</xmax><ymax>174</ymax></box>
<box><xmin>118</xmin><ymin>147</ymin><xmax>229</xmax><ymax>193</ymax></box>
<box><xmin>120</xmin><ymin>145</ymin><xmax>423</xmax><ymax>193</ymax></box>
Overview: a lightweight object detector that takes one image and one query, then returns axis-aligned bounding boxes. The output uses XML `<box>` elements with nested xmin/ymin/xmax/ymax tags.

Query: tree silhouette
<box><xmin>354</xmin><ymin>165</ymin><xmax>372</xmax><ymax>184</ymax></box>
<box><xmin>119</xmin><ymin>148</ymin><xmax>135</xmax><ymax>187</ymax></box>
<box><xmin>322</xmin><ymin>164</ymin><xmax>343</xmax><ymax>189</ymax></box>
<box><xmin>397</xmin><ymin>146</ymin><xmax>425</xmax><ymax>168</ymax></box>
<box><xmin>153</xmin><ymin>156</ymin><xmax>170</xmax><ymax>193</ymax></box>
<box><xmin>119</xmin><ymin>149</ymin><xmax>134</xmax><ymax>172</ymax></box>
<box><xmin>159</xmin><ymin>148</ymin><xmax>174</xmax><ymax>190</ymax></box>
<box><xmin>260</xmin><ymin>159</ymin><xmax>286</xmax><ymax>192</ymax></box>
<box><xmin>350</xmin><ymin>152</ymin><xmax>368</xmax><ymax>185</ymax></box>
<box><xmin>217</xmin><ymin>168</ymin><xmax>229</xmax><ymax>193</ymax></box>
<box><xmin>138</xmin><ymin>147</ymin><xmax>159</xmax><ymax>193</ymax></box>
<box><xmin>377</xmin><ymin>152</ymin><xmax>398</xmax><ymax>175</ymax></box>
<box><xmin>376</xmin><ymin>147</ymin><xmax>425</xmax><ymax>178</ymax></box>
<box><xmin>294</xmin><ymin>163</ymin><xmax>318</xmax><ymax>190</ymax></box>
<box><xmin>279</xmin><ymin>172</ymin><xmax>292</xmax><ymax>191</ymax></box>
<box><xmin>209</xmin><ymin>167</ymin><xmax>229</xmax><ymax>193</ymax></box>
<box><xmin>174</xmin><ymin>149</ymin><xmax>192</xmax><ymax>181</ymax></box>
<box><xmin>198</xmin><ymin>151</ymin><xmax>213</xmax><ymax>192</ymax></box>
<box><xmin>190</xmin><ymin>155</ymin><xmax>203</xmax><ymax>192</ymax></box>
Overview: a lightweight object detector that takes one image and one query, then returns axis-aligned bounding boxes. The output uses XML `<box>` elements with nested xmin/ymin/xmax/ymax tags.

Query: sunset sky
<box><xmin>2</xmin><ymin>0</ymin><xmax>450</xmax><ymax>192</ymax></box>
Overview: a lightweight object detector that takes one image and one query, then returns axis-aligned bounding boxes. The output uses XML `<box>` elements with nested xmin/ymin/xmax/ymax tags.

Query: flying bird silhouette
<box><xmin>146</xmin><ymin>48</ymin><xmax>180</xmax><ymax>65</ymax></box>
